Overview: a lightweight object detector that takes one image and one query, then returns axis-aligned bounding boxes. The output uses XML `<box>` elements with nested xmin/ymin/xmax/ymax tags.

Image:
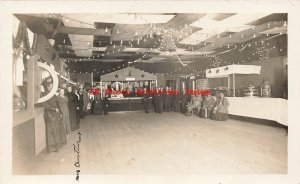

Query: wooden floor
<box><xmin>15</xmin><ymin>111</ymin><xmax>287</xmax><ymax>175</ymax></box>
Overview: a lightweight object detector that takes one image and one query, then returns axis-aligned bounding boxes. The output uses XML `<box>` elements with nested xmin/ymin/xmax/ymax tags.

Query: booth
<box><xmin>206</xmin><ymin>64</ymin><xmax>287</xmax><ymax>126</ymax></box>
<box><xmin>100</xmin><ymin>67</ymin><xmax>157</xmax><ymax>111</ymax></box>
<box><xmin>206</xmin><ymin>64</ymin><xmax>261</xmax><ymax>97</ymax></box>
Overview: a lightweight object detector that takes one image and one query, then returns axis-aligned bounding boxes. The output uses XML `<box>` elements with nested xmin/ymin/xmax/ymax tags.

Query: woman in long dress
<box><xmin>57</xmin><ymin>88</ymin><xmax>71</xmax><ymax>134</ymax></box>
<box><xmin>212</xmin><ymin>92</ymin><xmax>229</xmax><ymax>121</ymax></box>
<box><xmin>43</xmin><ymin>83</ymin><xmax>67</xmax><ymax>152</ymax></box>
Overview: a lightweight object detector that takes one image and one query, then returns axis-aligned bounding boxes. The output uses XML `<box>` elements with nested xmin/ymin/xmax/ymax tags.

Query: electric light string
<box><xmin>69</xmin><ymin>34</ymin><xmax>284</xmax><ymax>75</ymax></box>
<box><xmin>47</xmin><ymin>13</ymin><xmax>286</xmax><ymax>75</ymax></box>
<box><xmin>54</xmin><ymin>13</ymin><xmax>286</xmax><ymax>53</ymax></box>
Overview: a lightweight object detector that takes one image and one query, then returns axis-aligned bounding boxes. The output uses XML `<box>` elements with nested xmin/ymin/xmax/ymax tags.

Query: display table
<box><xmin>108</xmin><ymin>97</ymin><xmax>154</xmax><ymax>111</ymax></box>
<box><xmin>227</xmin><ymin>97</ymin><xmax>288</xmax><ymax>126</ymax></box>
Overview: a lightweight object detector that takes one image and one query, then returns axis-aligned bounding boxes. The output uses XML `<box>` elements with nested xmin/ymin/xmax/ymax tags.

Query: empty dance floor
<box><xmin>15</xmin><ymin>112</ymin><xmax>287</xmax><ymax>175</ymax></box>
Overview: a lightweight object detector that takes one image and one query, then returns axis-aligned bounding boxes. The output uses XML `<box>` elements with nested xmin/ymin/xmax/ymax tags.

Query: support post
<box><xmin>100</xmin><ymin>80</ymin><xmax>103</xmax><ymax>98</ymax></box>
<box><xmin>232</xmin><ymin>73</ymin><xmax>236</xmax><ymax>97</ymax></box>
<box><xmin>27</xmin><ymin>55</ymin><xmax>35</xmax><ymax>112</ymax></box>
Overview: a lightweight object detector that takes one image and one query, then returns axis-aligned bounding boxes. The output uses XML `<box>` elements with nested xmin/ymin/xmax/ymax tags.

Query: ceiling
<box><xmin>15</xmin><ymin>13</ymin><xmax>287</xmax><ymax>75</ymax></box>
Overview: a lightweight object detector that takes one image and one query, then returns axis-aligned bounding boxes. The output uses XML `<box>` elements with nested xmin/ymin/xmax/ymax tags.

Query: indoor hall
<box><xmin>11</xmin><ymin>13</ymin><xmax>288</xmax><ymax>176</ymax></box>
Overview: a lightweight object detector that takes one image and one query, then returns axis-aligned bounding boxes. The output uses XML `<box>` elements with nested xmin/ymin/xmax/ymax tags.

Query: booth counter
<box><xmin>108</xmin><ymin>97</ymin><xmax>154</xmax><ymax>111</ymax></box>
<box><xmin>227</xmin><ymin>97</ymin><xmax>287</xmax><ymax>126</ymax></box>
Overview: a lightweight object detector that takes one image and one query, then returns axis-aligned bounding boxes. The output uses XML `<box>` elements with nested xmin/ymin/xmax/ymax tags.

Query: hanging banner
<box><xmin>206</xmin><ymin>64</ymin><xmax>261</xmax><ymax>78</ymax></box>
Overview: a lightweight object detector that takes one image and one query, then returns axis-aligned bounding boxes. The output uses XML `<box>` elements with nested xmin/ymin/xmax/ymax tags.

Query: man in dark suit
<box><xmin>142</xmin><ymin>87</ymin><xmax>150</xmax><ymax>113</ymax></box>
<box><xmin>172</xmin><ymin>88</ymin><xmax>180</xmax><ymax>112</ymax></box>
<box><xmin>180</xmin><ymin>90</ymin><xmax>190</xmax><ymax>114</ymax></box>
<box><xmin>165</xmin><ymin>86</ymin><xmax>173</xmax><ymax>112</ymax></box>
<box><xmin>153</xmin><ymin>87</ymin><xmax>163</xmax><ymax>113</ymax></box>
<box><xmin>201</xmin><ymin>93</ymin><xmax>216</xmax><ymax>119</ymax></box>
<box><xmin>78</xmin><ymin>88</ymin><xmax>85</xmax><ymax>118</ymax></box>
<box><xmin>103</xmin><ymin>95</ymin><xmax>110</xmax><ymax>115</ymax></box>
<box><xmin>162</xmin><ymin>86</ymin><xmax>167</xmax><ymax>112</ymax></box>
<box><xmin>66</xmin><ymin>86</ymin><xmax>80</xmax><ymax>131</ymax></box>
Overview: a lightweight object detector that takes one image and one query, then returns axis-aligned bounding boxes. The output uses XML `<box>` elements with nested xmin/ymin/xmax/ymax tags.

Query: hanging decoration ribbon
<box><xmin>175</xmin><ymin>53</ymin><xmax>187</xmax><ymax>66</ymax></box>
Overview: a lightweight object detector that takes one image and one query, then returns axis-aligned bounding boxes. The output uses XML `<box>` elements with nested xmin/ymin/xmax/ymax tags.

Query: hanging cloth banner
<box><xmin>206</xmin><ymin>64</ymin><xmax>261</xmax><ymax>78</ymax></box>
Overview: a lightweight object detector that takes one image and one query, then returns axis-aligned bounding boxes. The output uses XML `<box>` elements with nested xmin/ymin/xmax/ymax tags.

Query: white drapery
<box><xmin>227</xmin><ymin>97</ymin><xmax>288</xmax><ymax>126</ymax></box>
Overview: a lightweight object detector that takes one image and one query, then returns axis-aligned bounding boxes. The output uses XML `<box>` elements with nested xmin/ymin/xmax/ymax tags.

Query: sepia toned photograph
<box><xmin>12</xmin><ymin>12</ymin><xmax>288</xmax><ymax>175</ymax></box>
<box><xmin>1</xmin><ymin>1</ymin><xmax>300</xmax><ymax>184</ymax></box>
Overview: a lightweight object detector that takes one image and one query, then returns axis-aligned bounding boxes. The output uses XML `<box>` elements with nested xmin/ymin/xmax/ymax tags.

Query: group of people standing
<box><xmin>42</xmin><ymin>82</ymin><xmax>90</xmax><ymax>153</ymax></box>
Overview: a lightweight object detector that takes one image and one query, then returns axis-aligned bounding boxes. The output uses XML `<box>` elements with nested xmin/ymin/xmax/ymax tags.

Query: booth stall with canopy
<box><xmin>206</xmin><ymin>64</ymin><xmax>287</xmax><ymax>126</ymax></box>
<box><xmin>100</xmin><ymin>67</ymin><xmax>157</xmax><ymax>111</ymax></box>
<box><xmin>206</xmin><ymin>64</ymin><xmax>262</xmax><ymax>97</ymax></box>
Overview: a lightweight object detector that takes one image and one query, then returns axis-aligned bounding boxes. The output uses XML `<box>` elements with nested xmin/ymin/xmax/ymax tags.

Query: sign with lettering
<box><xmin>196</xmin><ymin>79</ymin><xmax>208</xmax><ymax>90</ymax></box>
<box><xmin>125</xmin><ymin>77</ymin><xmax>135</xmax><ymax>81</ymax></box>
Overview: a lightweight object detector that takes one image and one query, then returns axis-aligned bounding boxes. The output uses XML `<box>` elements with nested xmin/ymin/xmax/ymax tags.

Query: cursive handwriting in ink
<box><xmin>73</xmin><ymin>131</ymin><xmax>82</xmax><ymax>182</ymax></box>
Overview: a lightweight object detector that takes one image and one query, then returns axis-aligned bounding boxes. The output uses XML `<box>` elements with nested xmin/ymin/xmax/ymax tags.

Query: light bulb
<box><xmin>105</xmin><ymin>27</ymin><xmax>108</xmax><ymax>32</ymax></box>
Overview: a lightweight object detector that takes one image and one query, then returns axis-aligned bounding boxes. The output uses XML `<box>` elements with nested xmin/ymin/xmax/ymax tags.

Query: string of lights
<box><xmin>49</xmin><ymin>13</ymin><xmax>286</xmax><ymax>76</ymax></box>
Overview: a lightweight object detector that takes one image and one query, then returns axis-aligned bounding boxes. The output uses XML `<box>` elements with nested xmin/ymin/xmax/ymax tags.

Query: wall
<box><xmin>208</xmin><ymin>78</ymin><xmax>229</xmax><ymax>89</ymax></box>
<box><xmin>13</xmin><ymin>119</ymin><xmax>35</xmax><ymax>174</ymax></box>
<box><xmin>75</xmin><ymin>73</ymin><xmax>93</xmax><ymax>84</ymax></box>
<box><xmin>156</xmin><ymin>74</ymin><xmax>166</xmax><ymax>87</ymax></box>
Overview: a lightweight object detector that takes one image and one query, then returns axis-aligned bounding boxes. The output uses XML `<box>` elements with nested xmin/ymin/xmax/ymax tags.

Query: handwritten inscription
<box><xmin>73</xmin><ymin>131</ymin><xmax>82</xmax><ymax>182</ymax></box>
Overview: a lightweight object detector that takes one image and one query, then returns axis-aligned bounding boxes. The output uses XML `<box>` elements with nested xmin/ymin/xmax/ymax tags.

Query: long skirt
<box><xmin>69</xmin><ymin>104</ymin><xmax>78</xmax><ymax>131</ymax></box>
<box><xmin>44</xmin><ymin>110</ymin><xmax>67</xmax><ymax>152</ymax></box>
<box><xmin>61</xmin><ymin>108</ymin><xmax>71</xmax><ymax>134</ymax></box>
